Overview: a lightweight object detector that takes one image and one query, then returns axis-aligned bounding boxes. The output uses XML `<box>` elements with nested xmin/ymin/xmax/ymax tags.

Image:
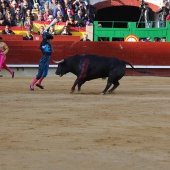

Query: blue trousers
<box><xmin>36</xmin><ymin>55</ymin><xmax>51</xmax><ymax>79</ymax></box>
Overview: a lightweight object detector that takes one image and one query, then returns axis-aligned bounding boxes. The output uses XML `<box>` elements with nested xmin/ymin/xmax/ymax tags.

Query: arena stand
<box><xmin>0</xmin><ymin>23</ymin><xmax>86</xmax><ymax>69</ymax></box>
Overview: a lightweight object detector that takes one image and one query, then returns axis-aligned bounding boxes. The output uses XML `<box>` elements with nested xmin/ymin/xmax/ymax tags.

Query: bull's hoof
<box><xmin>100</xmin><ymin>92</ymin><xmax>106</xmax><ymax>95</ymax></box>
<box><xmin>70</xmin><ymin>90</ymin><xmax>75</xmax><ymax>94</ymax></box>
<box><xmin>108</xmin><ymin>90</ymin><xmax>113</xmax><ymax>93</ymax></box>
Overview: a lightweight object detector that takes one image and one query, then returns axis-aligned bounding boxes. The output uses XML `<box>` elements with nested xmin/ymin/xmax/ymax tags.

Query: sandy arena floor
<box><xmin>0</xmin><ymin>75</ymin><xmax>170</xmax><ymax>170</ymax></box>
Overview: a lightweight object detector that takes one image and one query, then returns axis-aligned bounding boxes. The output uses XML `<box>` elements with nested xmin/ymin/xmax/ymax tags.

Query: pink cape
<box><xmin>0</xmin><ymin>50</ymin><xmax>4</xmax><ymax>70</ymax></box>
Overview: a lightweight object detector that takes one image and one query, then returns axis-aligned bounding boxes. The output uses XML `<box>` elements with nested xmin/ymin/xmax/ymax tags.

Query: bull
<box><xmin>54</xmin><ymin>54</ymin><xmax>153</xmax><ymax>94</ymax></box>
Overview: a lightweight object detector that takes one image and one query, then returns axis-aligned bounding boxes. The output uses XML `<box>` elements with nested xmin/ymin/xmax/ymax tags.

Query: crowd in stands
<box><xmin>0</xmin><ymin>0</ymin><xmax>96</xmax><ymax>39</ymax></box>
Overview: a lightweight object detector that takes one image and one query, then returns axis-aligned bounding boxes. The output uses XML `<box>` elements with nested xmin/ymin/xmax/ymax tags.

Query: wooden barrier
<box><xmin>2</xmin><ymin>40</ymin><xmax>170</xmax><ymax>76</ymax></box>
<box><xmin>0</xmin><ymin>35</ymin><xmax>23</xmax><ymax>40</ymax></box>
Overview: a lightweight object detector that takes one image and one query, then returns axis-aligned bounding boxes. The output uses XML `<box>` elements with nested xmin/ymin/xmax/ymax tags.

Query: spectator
<box><xmin>30</xmin><ymin>0</ymin><xmax>40</xmax><ymax>7</ymax></box>
<box><xmin>73</xmin><ymin>0</ymin><xmax>88</xmax><ymax>8</ymax></box>
<box><xmin>156</xmin><ymin>2</ymin><xmax>170</xmax><ymax>27</ymax></box>
<box><xmin>10</xmin><ymin>1</ymin><xmax>18</xmax><ymax>17</ymax></box>
<box><xmin>1</xmin><ymin>2</ymin><xmax>8</xmax><ymax>17</ymax></box>
<box><xmin>0</xmin><ymin>12</ymin><xmax>4</xmax><ymax>25</ymax></box>
<box><xmin>75</xmin><ymin>2</ymin><xmax>87</xmax><ymax>16</ymax></box>
<box><xmin>24</xmin><ymin>16</ymin><xmax>33</xmax><ymax>30</ymax></box>
<box><xmin>33</xmin><ymin>8</ymin><xmax>42</xmax><ymax>21</ymax></box>
<box><xmin>4</xmin><ymin>15</ymin><xmax>15</xmax><ymax>26</ymax></box>
<box><xmin>64</xmin><ymin>1</ymin><xmax>74</xmax><ymax>11</ymax></box>
<box><xmin>20</xmin><ymin>0</ymin><xmax>33</xmax><ymax>10</ymax></box>
<box><xmin>39</xmin><ymin>0</ymin><xmax>50</xmax><ymax>11</ymax></box>
<box><xmin>143</xmin><ymin>3</ymin><xmax>153</xmax><ymax>28</ymax></box>
<box><xmin>72</xmin><ymin>0</ymin><xmax>83</xmax><ymax>11</ymax></box>
<box><xmin>14</xmin><ymin>14</ymin><xmax>23</xmax><ymax>26</ymax></box>
<box><xmin>0</xmin><ymin>0</ymin><xmax>9</xmax><ymax>8</ymax></box>
<box><xmin>35</xmin><ymin>13</ymin><xmax>44</xmax><ymax>21</ymax></box>
<box><xmin>14</xmin><ymin>7</ymin><xmax>23</xmax><ymax>19</ymax></box>
<box><xmin>0</xmin><ymin>36</ymin><xmax>14</xmax><ymax>78</ymax></box>
<box><xmin>2</xmin><ymin>25</ymin><xmax>15</xmax><ymax>34</ymax></box>
<box><xmin>80</xmin><ymin>33</ymin><xmax>90</xmax><ymax>41</ymax></box>
<box><xmin>57</xmin><ymin>0</ymin><xmax>65</xmax><ymax>9</ymax></box>
<box><xmin>47</xmin><ymin>14</ymin><xmax>54</xmax><ymax>22</ymax></box>
<box><xmin>4</xmin><ymin>8</ymin><xmax>12</xmax><ymax>20</ymax></box>
<box><xmin>43</xmin><ymin>8</ymin><xmax>51</xmax><ymax>21</ymax></box>
<box><xmin>41</xmin><ymin>2</ymin><xmax>51</xmax><ymax>15</ymax></box>
<box><xmin>25</xmin><ymin>8</ymin><xmax>34</xmax><ymax>21</ymax></box>
<box><xmin>56</xmin><ymin>11</ymin><xmax>64</xmax><ymax>22</ymax></box>
<box><xmin>53</xmin><ymin>3</ymin><xmax>65</xmax><ymax>18</ymax></box>
<box><xmin>65</xmin><ymin>5</ymin><xmax>74</xmax><ymax>15</ymax></box>
<box><xmin>32</xmin><ymin>2</ymin><xmax>40</xmax><ymax>11</ymax></box>
<box><xmin>60</xmin><ymin>25</ymin><xmax>72</xmax><ymax>35</ymax></box>
<box><xmin>8</xmin><ymin>0</ymin><xmax>15</xmax><ymax>8</ymax></box>
<box><xmin>48</xmin><ymin>0</ymin><xmax>58</xmax><ymax>13</ymax></box>
<box><xmin>20</xmin><ymin>1</ymin><xmax>31</xmax><ymax>22</ymax></box>
<box><xmin>74</xmin><ymin>10</ymin><xmax>86</xmax><ymax>27</ymax></box>
<box><xmin>64</xmin><ymin>7</ymin><xmax>74</xmax><ymax>22</ymax></box>
<box><xmin>23</xmin><ymin>30</ymin><xmax>33</xmax><ymax>40</ymax></box>
<box><xmin>65</xmin><ymin>15</ymin><xmax>76</xmax><ymax>26</ymax></box>
<box><xmin>48</xmin><ymin>26</ymin><xmax>57</xmax><ymax>35</ymax></box>
<box><xmin>37</xmin><ymin>25</ymin><xmax>45</xmax><ymax>35</ymax></box>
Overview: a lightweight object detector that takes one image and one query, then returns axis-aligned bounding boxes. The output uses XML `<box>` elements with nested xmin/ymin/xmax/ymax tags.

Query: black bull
<box><xmin>54</xmin><ymin>54</ymin><xmax>153</xmax><ymax>94</ymax></box>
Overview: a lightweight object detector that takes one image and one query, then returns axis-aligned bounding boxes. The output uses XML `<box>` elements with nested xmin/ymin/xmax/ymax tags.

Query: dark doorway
<box><xmin>94</xmin><ymin>6</ymin><xmax>155</xmax><ymax>27</ymax></box>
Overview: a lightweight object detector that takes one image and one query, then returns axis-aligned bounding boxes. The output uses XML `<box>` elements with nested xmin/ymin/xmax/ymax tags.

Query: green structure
<box><xmin>93</xmin><ymin>21</ymin><xmax>170</xmax><ymax>42</ymax></box>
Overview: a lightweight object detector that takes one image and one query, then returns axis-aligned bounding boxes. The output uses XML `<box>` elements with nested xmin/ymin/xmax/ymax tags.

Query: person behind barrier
<box><xmin>0</xmin><ymin>37</ymin><xmax>14</xmax><ymax>78</ymax></box>
<box><xmin>14</xmin><ymin>14</ymin><xmax>23</xmax><ymax>26</ymax></box>
<box><xmin>23</xmin><ymin>29</ymin><xmax>33</xmax><ymax>40</ymax></box>
<box><xmin>10</xmin><ymin>1</ymin><xmax>18</xmax><ymax>17</ymax></box>
<box><xmin>4</xmin><ymin>15</ymin><xmax>16</xmax><ymax>26</ymax></box>
<box><xmin>65</xmin><ymin>15</ymin><xmax>76</xmax><ymax>27</ymax></box>
<box><xmin>53</xmin><ymin>3</ymin><xmax>65</xmax><ymax>18</ymax></box>
<box><xmin>0</xmin><ymin>12</ymin><xmax>4</xmax><ymax>25</ymax></box>
<box><xmin>1</xmin><ymin>2</ymin><xmax>8</xmax><ymax>17</ymax></box>
<box><xmin>143</xmin><ymin>3</ymin><xmax>152</xmax><ymax>28</ymax></box>
<box><xmin>2</xmin><ymin>25</ymin><xmax>15</xmax><ymax>34</ymax></box>
<box><xmin>80</xmin><ymin>33</ymin><xmax>90</xmax><ymax>41</ymax></box>
<box><xmin>64</xmin><ymin>7</ymin><xmax>74</xmax><ymax>22</ymax></box>
<box><xmin>14</xmin><ymin>7</ymin><xmax>23</xmax><ymax>19</ymax></box>
<box><xmin>35</xmin><ymin>13</ymin><xmax>44</xmax><ymax>21</ymax></box>
<box><xmin>24</xmin><ymin>16</ymin><xmax>33</xmax><ymax>30</ymax></box>
<box><xmin>74</xmin><ymin>9</ymin><xmax>87</xmax><ymax>27</ymax></box>
<box><xmin>60</xmin><ymin>25</ymin><xmax>72</xmax><ymax>35</ymax></box>
<box><xmin>48</xmin><ymin>0</ymin><xmax>58</xmax><ymax>13</ymax></box>
<box><xmin>156</xmin><ymin>2</ymin><xmax>170</xmax><ymax>27</ymax></box>
<box><xmin>43</xmin><ymin>8</ymin><xmax>51</xmax><ymax>21</ymax></box>
<box><xmin>48</xmin><ymin>26</ymin><xmax>57</xmax><ymax>35</ymax></box>
<box><xmin>30</xmin><ymin>32</ymin><xmax>53</xmax><ymax>91</ymax></box>
<box><xmin>37</xmin><ymin>25</ymin><xmax>45</xmax><ymax>35</ymax></box>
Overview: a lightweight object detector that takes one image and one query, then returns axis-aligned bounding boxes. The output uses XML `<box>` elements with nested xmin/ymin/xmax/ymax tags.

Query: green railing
<box><xmin>93</xmin><ymin>21</ymin><xmax>170</xmax><ymax>42</ymax></box>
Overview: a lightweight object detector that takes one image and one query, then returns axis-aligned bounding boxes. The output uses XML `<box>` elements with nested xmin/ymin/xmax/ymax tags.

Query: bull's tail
<box><xmin>124</xmin><ymin>61</ymin><xmax>155</xmax><ymax>76</ymax></box>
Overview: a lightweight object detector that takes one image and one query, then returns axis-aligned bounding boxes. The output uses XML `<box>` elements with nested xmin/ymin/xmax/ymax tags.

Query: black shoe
<box><xmin>0</xmin><ymin>74</ymin><xmax>3</xmax><ymax>77</ymax></box>
<box><xmin>12</xmin><ymin>71</ymin><xmax>14</xmax><ymax>78</ymax></box>
<box><xmin>36</xmin><ymin>83</ymin><xmax>44</xmax><ymax>89</ymax></box>
<box><xmin>30</xmin><ymin>85</ymin><xmax>34</xmax><ymax>91</ymax></box>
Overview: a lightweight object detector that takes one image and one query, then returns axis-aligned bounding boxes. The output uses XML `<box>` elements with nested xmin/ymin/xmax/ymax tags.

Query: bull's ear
<box><xmin>53</xmin><ymin>59</ymin><xmax>65</xmax><ymax>64</ymax></box>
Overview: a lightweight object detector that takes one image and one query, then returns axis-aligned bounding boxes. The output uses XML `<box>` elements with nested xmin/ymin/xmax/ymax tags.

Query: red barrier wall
<box><xmin>2</xmin><ymin>39</ymin><xmax>170</xmax><ymax>76</ymax></box>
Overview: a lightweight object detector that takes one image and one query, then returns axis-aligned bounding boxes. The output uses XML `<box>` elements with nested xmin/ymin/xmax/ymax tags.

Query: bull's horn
<box><xmin>53</xmin><ymin>59</ymin><xmax>64</xmax><ymax>64</ymax></box>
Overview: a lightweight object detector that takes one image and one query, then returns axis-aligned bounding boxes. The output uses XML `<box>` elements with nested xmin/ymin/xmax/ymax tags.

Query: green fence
<box><xmin>93</xmin><ymin>21</ymin><xmax>170</xmax><ymax>42</ymax></box>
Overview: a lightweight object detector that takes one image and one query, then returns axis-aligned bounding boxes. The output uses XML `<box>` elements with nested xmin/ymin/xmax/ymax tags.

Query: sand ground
<box><xmin>0</xmin><ymin>75</ymin><xmax>170</xmax><ymax>170</ymax></box>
